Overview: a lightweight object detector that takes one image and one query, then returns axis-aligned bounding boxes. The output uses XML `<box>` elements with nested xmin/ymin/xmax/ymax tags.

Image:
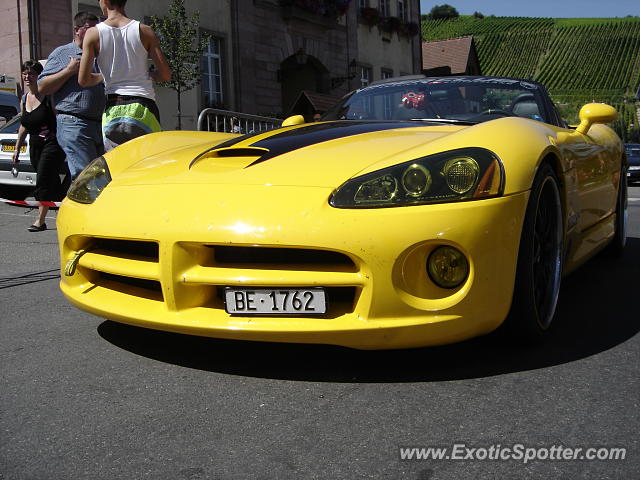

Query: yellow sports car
<box><xmin>57</xmin><ymin>76</ymin><xmax>627</xmax><ymax>349</ymax></box>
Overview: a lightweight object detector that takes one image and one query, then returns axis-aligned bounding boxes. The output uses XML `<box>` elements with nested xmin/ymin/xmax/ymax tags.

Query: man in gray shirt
<box><xmin>39</xmin><ymin>11</ymin><xmax>105</xmax><ymax>179</ymax></box>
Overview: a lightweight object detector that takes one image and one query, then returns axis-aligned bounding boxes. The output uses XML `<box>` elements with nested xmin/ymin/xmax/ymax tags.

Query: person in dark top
<box><xmin>12</xmin><ymin>60</ymin><xmax>66</xmax><ymax>232</ymax></box>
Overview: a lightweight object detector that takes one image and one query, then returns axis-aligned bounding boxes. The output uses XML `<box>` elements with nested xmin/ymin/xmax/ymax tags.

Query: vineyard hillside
<box><xmin>421</xmin><ymin>16</ymin><xmax>640</xmax><ymax>140</ymax></box>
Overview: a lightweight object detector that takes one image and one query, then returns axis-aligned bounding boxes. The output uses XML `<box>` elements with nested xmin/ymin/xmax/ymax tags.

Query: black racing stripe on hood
<box><xmin>245</xmin><ymin>121</ymin><xmax>417</xmax><ymax>165</ymax></box>
<box><xmin>211</xmin><ymin>129</ymin><xmax>267</xmax><ymax>150</ymax></box>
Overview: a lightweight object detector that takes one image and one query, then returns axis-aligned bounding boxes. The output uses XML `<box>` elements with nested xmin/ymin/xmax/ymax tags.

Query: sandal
<box><xmin>28</xmin><ymin>223</ymin><xmax>47</xmax><ymax>232</ymax></box>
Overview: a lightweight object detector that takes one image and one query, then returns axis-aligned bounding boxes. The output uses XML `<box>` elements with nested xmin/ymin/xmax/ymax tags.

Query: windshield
<box><xmin>0</xmin><ymin>114</ymin><xmax>20</xmax><ymax>134</ymax></box>
<box><xmin>323</xmin><ymin>77</ymin><xmax>548</xmax><ymax>124</ymax></box>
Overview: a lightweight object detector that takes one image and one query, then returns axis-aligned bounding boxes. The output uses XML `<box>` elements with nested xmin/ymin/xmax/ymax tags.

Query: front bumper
<box><xmin>57</xmin><ymin>184</ymin><xmax>528</xmax><ymax>349</ymax></box>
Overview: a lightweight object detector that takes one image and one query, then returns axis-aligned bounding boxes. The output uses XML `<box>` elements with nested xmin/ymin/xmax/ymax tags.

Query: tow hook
<box><xmin>64</xmin><ymin>249</ymin><xmax>92</xmax><ymax>277</ymax></box>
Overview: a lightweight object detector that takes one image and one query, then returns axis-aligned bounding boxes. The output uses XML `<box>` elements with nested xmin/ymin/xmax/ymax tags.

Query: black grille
<box><xmin>212</xmin><ymin>246</ymin><xmax>355</xmax><ymax>267</ymax></box>
<box><xmin>96</xmin><ymin>272</ymin><xmax>163</xmax><ymax>300</ymax></box>
<box><xmin>93</xmin><ymin>239</ymin><xmax>159</xmax><ymax>261</ymax></box>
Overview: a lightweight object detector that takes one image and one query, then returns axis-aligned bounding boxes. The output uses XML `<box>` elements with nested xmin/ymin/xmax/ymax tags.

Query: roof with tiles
<box><xmin>421</xmin><ymin>36</ymin><xmax>476</xmax><ymax>74</ymax></box>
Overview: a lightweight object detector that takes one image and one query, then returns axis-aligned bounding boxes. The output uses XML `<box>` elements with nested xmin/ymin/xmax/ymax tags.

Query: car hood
<box><xmin>108</xmin><ymin>121</ymin><xmax>479</xmax><ymax>188</ymax></box>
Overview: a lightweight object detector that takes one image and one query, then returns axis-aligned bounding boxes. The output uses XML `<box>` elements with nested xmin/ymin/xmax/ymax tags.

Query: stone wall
<box><xmin>236</xmin><ymin>0</ymin><xmax>355</xmax><ymax>116</ymax></box>
<box><xmin>0</xmin><ymin>0</ymin><xmax>72</xmax><ymax>86</ymax></box>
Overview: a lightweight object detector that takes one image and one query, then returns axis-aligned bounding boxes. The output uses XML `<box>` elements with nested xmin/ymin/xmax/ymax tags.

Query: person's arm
<box><xmin>12</xmin><ymin>125</ymin><xmax>28</xmax><ymax>164</ymax></box>
<box><xmin>78</xmin><ymin>27</ymin><xmax>104</xmax><ymax>87</ymax></box>
<box><xmin>12</xmin><ymin>100</ymin><xmax>27</xmax><ymax>164</ymax></box>
<box><xmin>38</xmin><ymin>56</ymin><xmax>81</xmax><ymax>95</ymax></box>
<box><xmin>140</xmin><ymin>24</ymin><xmax>171</xmax><ymax>83</ymax></box>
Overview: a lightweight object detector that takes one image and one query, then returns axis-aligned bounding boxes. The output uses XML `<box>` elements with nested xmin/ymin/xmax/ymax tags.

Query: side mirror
<box><xmin>281</xmin><ymin>115</ymin><xmax>305</xmax><ymax>127</ymax></box>
<box><xmin>575</xmin><ymin>103</ymin><xmax>618</xmax><ymax>135</ymax></box>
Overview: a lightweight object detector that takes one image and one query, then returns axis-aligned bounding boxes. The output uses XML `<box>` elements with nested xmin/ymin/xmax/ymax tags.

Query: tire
<box><xmin>503</xmin><ymin>163</ymin><xmax>564</xmax><ymax>343</ymax></box>
<box><xmin>0</xmin><ymin>185</ymin><xmax>31</xmax><ymax>201</ymax></box>
<box><xmin>603</xmin><ymin>165</ymin><xmax>627</xmax><ymax>257</ymax></box>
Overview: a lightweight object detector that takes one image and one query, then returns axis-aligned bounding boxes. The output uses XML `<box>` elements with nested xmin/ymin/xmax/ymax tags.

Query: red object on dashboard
<box><xmin>402</xmin><ymin>91</ymin><xmax>426</xmax><ymax>109</ymax></box>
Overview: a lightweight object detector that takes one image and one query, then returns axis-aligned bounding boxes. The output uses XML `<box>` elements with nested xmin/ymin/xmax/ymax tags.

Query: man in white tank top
<box><xmin>78</xmin><ymin>0</ymin><xmax>171</xmax><ymax>151</ymax></box>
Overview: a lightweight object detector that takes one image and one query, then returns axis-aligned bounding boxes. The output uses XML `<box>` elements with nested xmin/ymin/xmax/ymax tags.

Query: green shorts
<box><xmin>103</xmin><ymin>95</ymin><xmax>161</xmax><ymax>150</ymax></box>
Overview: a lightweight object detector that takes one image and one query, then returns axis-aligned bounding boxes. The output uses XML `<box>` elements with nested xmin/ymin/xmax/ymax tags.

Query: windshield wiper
<box><xmin>409</xmin><ymin>118</ymin><xmax>477</xmax><ymax>125</ymax></box>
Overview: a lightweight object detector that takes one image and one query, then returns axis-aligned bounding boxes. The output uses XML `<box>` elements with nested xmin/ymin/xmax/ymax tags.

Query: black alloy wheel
<box><xmin>503</xmin><ymin>163</ymin><xmax>564</xmax><ymax>343</ymax></box>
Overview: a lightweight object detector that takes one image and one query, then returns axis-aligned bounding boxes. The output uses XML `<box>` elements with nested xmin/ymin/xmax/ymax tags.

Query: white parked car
<box><xmin>0</xmin><ymin>90</ymin><xmax>20</xmax><ymax>124</ymax></box>
<box><xmin>0</xmin><ymin>114</ymin><xmax>35</xmax><ymax>200</ymax></box>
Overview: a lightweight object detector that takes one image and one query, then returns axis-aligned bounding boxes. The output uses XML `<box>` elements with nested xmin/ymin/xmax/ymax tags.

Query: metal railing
<box><xmin>197</xmin><ymin>108</ymin><xmax>283</xmax><ymax>134</ymax></box>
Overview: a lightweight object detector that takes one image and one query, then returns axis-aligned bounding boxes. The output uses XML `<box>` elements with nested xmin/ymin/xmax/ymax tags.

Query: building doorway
<box><xmin>280</xmin><ymin>50</ymin><xmax>329</xmax><ymax>115</ymax></box>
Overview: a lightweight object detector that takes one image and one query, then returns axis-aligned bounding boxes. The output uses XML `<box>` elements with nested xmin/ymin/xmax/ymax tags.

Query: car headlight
<box><xmin>330</xmin><ymin>148</ymin><xmax>503</xmax><ymax>208</ymax></box>
<box><xmin>66</xmin><ymin>156</ymin><xmax>112</xmax><ymax>204</ymax></box>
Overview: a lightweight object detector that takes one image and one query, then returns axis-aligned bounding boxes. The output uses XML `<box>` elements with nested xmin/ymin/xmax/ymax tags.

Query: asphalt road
<box><xmin>1</xmin><ymin>187</ymin><xmax>639</xmax><ymax>479</ymax></box>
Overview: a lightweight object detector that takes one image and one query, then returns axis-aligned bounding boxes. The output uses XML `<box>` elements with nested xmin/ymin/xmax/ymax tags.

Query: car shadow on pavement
<box><xmin>98</xmin><ymin>238</ymin><xmax>640</xmax><ymax>382</ymax></box>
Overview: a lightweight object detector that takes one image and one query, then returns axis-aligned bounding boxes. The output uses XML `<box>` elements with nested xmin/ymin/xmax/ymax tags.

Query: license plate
<box><xmin>1</xmin><ymin>144</ymin><xmax>26</xmax><ymax>152</ymax></box>
<box><xmin>224</xmin><ymin>288</ymin><xmax>326</xmax><ymax>314</ymax></box>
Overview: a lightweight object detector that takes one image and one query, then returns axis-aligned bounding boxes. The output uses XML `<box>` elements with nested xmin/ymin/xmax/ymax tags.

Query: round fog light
<box><xmin>427</xmin><ymin>246</ymin><xmax>469</xmax><ymax>289</ymax></box>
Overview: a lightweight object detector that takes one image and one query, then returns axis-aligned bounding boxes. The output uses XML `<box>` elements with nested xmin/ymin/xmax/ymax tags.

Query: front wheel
<box><xmin>504</xmin><ymin>163</ymin><xmax>564</xmax><ymax>343</ymax></box>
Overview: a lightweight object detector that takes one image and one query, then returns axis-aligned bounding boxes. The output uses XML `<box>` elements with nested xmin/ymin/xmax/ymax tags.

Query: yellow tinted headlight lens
<box><xmin>354</xmin><ymin>174</ymin><xmax>398</xmax><ymax>204</ymax></box>
<box><xmin>67</xmin><ymin>156</ymin><xmax>112</xmax><ymax>204</ymax></box>
<box><xmin>444</xmin><ymin>157</ymin><xmax>479</xmax><ymax>194</ymax></box>
<box><xmin>330</xmin><ymin>148</ymin><xmax>503</xmax><ymax>208</ymax></box>
<box><xmin>402</xmin><ymin>163</ymin><xmax>432</xmax><ymax>197</ymax></box>
<box><xmin>427</xmin><ymin>246</ymin><xmax>469</xmax><ymax>289</ymax></box>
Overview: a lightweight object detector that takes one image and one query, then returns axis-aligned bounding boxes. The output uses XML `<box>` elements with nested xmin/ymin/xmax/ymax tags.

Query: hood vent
<box><xmin>214</xmin><ymin>147</ymin><xmax>269</xmax><ymax>157</ymax></box>
<box><xmin>190</xmin><ymin>146</ymin><xmax>269</xmax><ymax>168</ymax></box>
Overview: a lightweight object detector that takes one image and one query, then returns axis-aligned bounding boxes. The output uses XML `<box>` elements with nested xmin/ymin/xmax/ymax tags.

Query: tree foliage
<box><xmin>429</xmin><ymin>4</ymin><xmax>460</xmax><ymax>20</ymax></box>
<box><xmin>151</xmin><ymin>0</ymin><xmax>211</xmax><ymax>129</ymax></box>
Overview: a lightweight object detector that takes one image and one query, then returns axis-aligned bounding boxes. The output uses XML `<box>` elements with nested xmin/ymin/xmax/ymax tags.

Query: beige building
<box><xmin>0</xmin><ymin>0</ymin><xmax>73</xmax><ymax>84</ymax></box>
<box><xmin>0</xmin><ymin>0</ymin><xmax>422</xmax><ymax>130</ymax></box>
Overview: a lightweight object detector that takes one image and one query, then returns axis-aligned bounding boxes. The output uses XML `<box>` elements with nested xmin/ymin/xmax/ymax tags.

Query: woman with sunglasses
<box><xmin>12</xmin><ymin>60</ymin><xmax>66</xmax><ymax>232</ymax></box>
